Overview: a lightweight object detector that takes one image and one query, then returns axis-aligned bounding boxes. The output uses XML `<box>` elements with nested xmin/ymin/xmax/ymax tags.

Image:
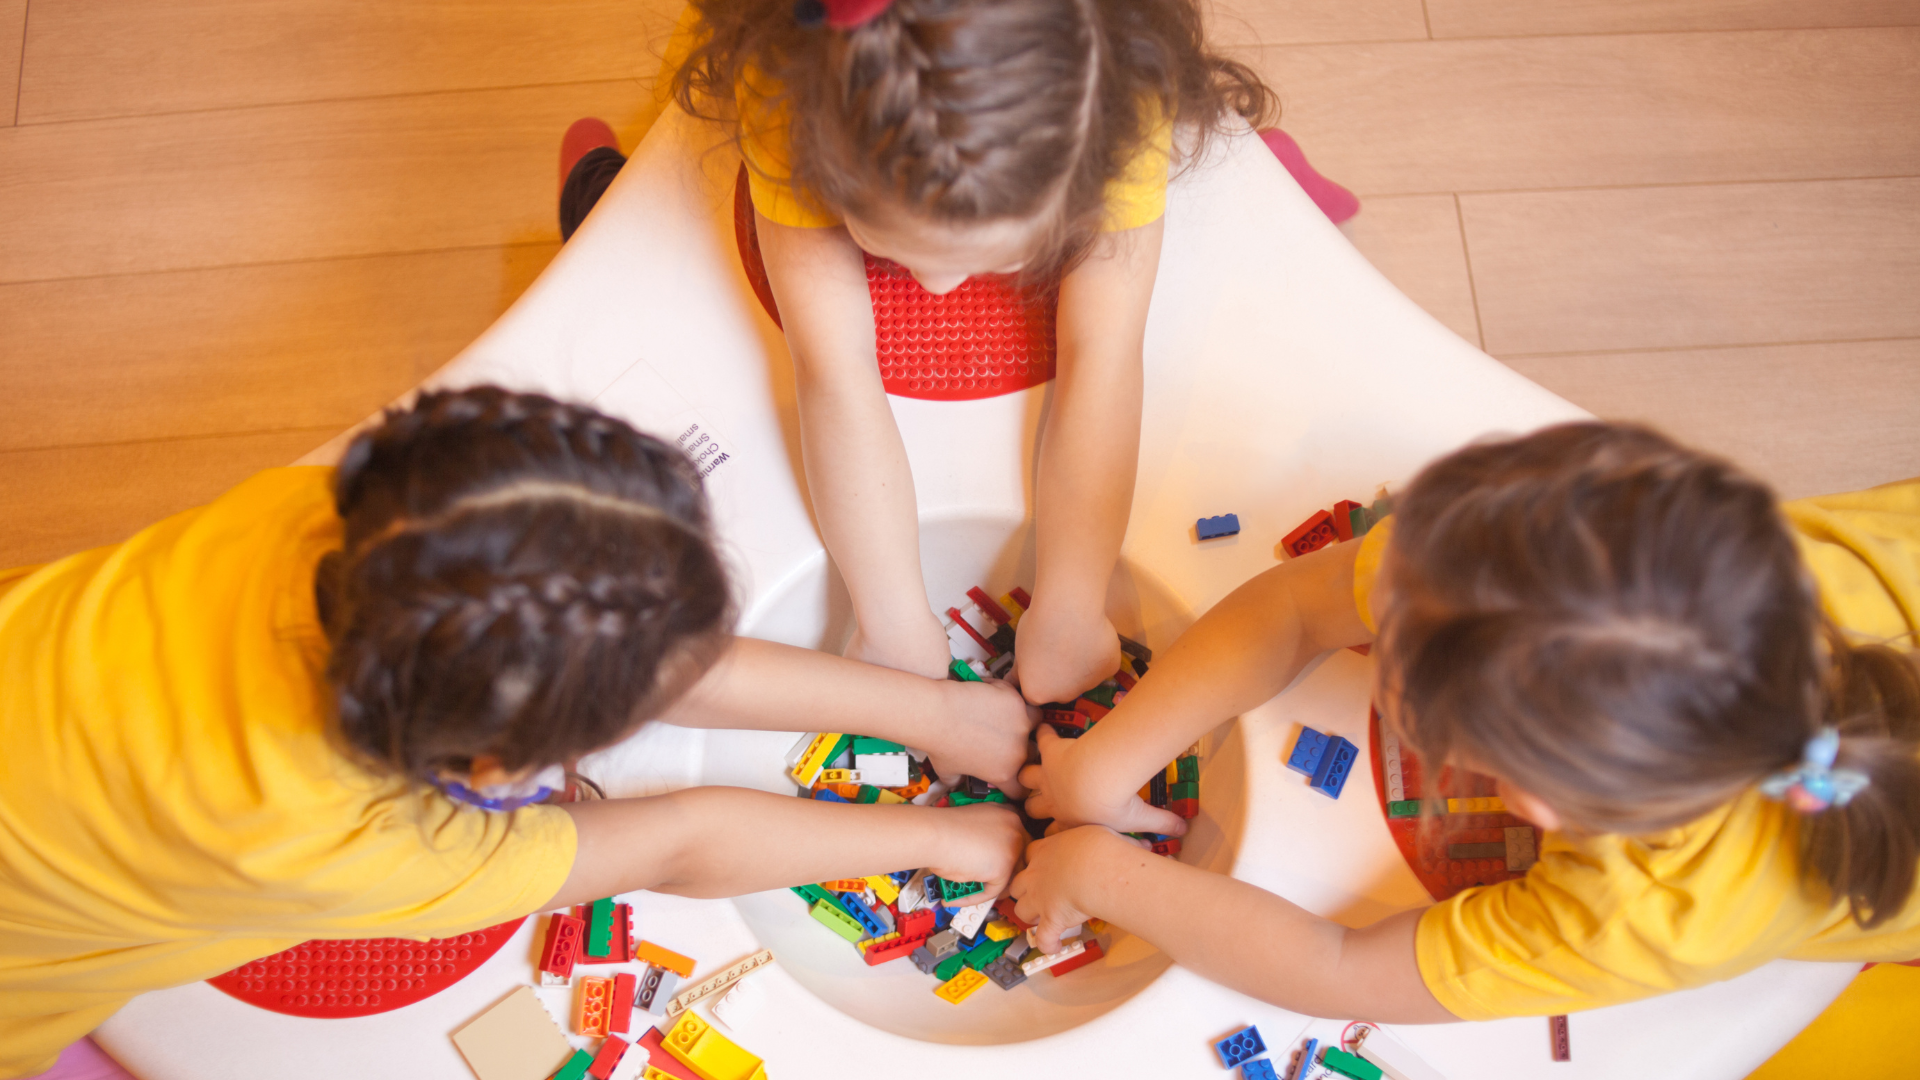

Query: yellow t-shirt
<box><xmin>737</xmin><ymin>73</ymin><xmax>1172</xmax><ymax>233</ymax></box>
<box><xmin>1349</xmin><ymin>478</ymin><xmax>1920</xmax><ymax>1019</ymax></box>
<box><xmin>0</xmin><ymin>468</ymin><xmax>576</xmax><ymax>1077</ymax></box>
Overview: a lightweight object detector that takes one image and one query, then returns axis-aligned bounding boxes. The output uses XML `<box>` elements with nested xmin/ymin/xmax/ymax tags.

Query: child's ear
<box><xmin>1497</xmin><ymin>781</ymin><xmax>1563</xmax><ymax>832</ymax></box>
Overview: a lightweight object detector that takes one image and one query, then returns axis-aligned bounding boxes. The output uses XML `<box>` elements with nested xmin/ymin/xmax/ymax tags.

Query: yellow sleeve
<box><xmin>1102</xmin><ymin>111</ymin><xmax>1173</xmax><ymax>232</ymax></box>
<box><xmin>738</xmin><ymin>70</ymin><xmax>843</xmax><ymax>229</ymax></box>
<box><xmin>1784</xmin><ymin>476</ymin><xmax>1920</xmax><ymax>646</ymax></box>
<box><xmin>1414</xmin><ymin>792</ymin><xmax>1832</xmax><ymax>1019</ymax></box>
<box><xmin>1352</xmin><ymin>516</ymin><xmax>1395</xmax><ymax>634</ymax></box>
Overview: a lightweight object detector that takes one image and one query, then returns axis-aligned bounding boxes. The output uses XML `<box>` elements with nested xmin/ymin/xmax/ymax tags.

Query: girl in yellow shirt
<box><xmin>1009</xmin><ymin>421</ymin><xmax>1920</xmax><ymax>1023</ymax></box>
<box><xmin>0</xmin><ymin>387</ymin><xmax>1032</xmax><ymax>1078</ymax></box>
<box><xmin>601</xmin><ymin>0</ymin><xmax>1278</xmax><ymax>706</ymax></box>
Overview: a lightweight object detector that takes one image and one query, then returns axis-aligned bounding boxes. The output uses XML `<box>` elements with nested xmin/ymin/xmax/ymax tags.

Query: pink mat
<box><xmin>29</xmin><ymin>1039</ymin><xmax>137</xmax><ymax>1080</ymax></box>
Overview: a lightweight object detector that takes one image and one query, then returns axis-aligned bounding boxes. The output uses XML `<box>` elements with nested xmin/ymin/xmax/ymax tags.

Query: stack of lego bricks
<box><xmin>1368</xmin><ymin>708</ymin><xmax>1539</xmax><ymax>901</ymax></box>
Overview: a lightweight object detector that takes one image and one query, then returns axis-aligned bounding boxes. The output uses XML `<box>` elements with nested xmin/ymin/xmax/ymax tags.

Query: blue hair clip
<box><xmin>1758</xmin><ymin>728</ymin><xmax>1870</xmax><ymax>813</ymax></box>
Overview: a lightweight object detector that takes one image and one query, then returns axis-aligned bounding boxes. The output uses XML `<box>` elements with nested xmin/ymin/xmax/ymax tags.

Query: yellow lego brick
<box><xmin>1165</xmin><ymin>760</ymin><xmax>1180</xmax><ymax>785</ymax></box>
<box><xmin>790</xmin><ymin>732</ymin><xmax>842</xmax><ymax>787</ymax></box>
<box><xmin>860</xmin><ymin>931</ymin><xmax>901</xmax><ymax>954</ymax></box>
<box><xmin>818</xmin><ymin>768</ymin><xmax>862</xmax><ymax>785</ymax></box>
<box><xmin>1084</xmin><ymin>917</ymin><xmax>1109</xmax><ymax>935</ymax></box>
<box><xmin>660</xmin><ymin>1012</ymin><xmax>767</xmax><ymax>1080</ymax></box>
<box><xmin>644</xmin><ymin>1068</ymin><xmax>683</xmax><ymax>1080</ymax></box>
<box><xmin>865</xmin><ymin>875</ymin><xmax>901</xmax><ymax>905</ymax></box>
<box><xmin>935</xmin><ymin>967</ymin><xmax>989</xmax><ymax>1003</ymax></box>
<box><xmin>874</xmin><ymin>788</ymin><xmax>905</xmax><ymax>804</ymax></box>
<box><xmin>818</xmin><ymin>879</ymin><xmax>868</xmax><ymax>893</ymax></box>
<box><xmin>998</xmin><ymin>592</ymin><xmax>1025</xmax><ymax>626</ymax></box>
<box><xmin>1446</xmin><ymin>797</ymin><xmax>1506</xmax><ymax>815</ymax></box>
<box><xmin>1138</xmin><ymin>783</ymin><xmax>1152</xmax><ymax>802</ymax></box>
<box><xmin>983</xmin><ymin>919</ymin><xmax>1019</xmax><ymax>942</ymax></box>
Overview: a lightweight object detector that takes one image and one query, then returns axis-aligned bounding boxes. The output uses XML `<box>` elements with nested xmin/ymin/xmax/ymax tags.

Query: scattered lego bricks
<box><xmin>1286</xmin><ymin>725</ymin><xmax>1358</xmax><ymax>799</ymax></box>
<box><xmin>1197</xmin><ymin>513</ymin><xmax>1241</xmax><ymax>540</ymax></box>
<box><xmin>1281</xmin><ymin>489</ymin><xmax>1391</xmax><ymax>560</ymax></box>
<box><xmin>1367</xmin><ymin>706</ymin><xmax>1540</xmax><ymax>900</ymax></box>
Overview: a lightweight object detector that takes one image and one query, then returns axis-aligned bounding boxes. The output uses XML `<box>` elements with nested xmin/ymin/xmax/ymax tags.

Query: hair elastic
<box><xmin>1758</xmin><ymin>727</ymin><xmax>1870</xmax><ymax>813</ymax></box>
<box><xmin>794</xmin><ymin>0</ymin><xmax>895</xmax><ymax>30</ymax></box>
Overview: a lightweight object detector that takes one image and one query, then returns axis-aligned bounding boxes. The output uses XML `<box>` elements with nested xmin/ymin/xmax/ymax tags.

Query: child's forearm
<box><xmin>1076</xmin><ymin>543</ymin><xmax>1369</xmax><ymax>796</ymax></box>
<box><xmin>1074</xmin><ymin>835</ymin><xmax>1453</xmax><ymax>1022</ymax></box>
<box><xmin>659</xmin><ymin>637</ymin><xmax>944</xmax><ymax>736</ymax></box>
<box><xmin>549</xmin><ymin>788</ymin><xmax>1004</xmax><ymax>906</ymax></box>
<box><xmin>1031</xmin><ymin>333</ymin><xmax>1143</xmax><ymax>618</ymax></box>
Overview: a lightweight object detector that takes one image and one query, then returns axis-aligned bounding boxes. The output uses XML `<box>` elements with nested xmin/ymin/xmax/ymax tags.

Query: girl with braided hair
<box><xmin>0</xmin><ymin>387</ymin><xmax>1031</xmax><ymax>1076</ymax></box>
<box><xmin>1010</xmin><ymin>422</ymin><xmax>1920</xmax><ymax>1026</ymax></box>
<box><xmin>565</xmin><ymin>0</ymin><xmax>1275</xmax><ymax>706</ymax></box>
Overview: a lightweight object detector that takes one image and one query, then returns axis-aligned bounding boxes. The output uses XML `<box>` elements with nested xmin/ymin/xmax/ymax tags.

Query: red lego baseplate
<box><xmin>206</xmin><ymin>916</ymin><xmax>525</xmax><ymax>1018</ymax></box>
<box><xmin>1368</xmin><ymin>708</ymin><xmax>1535</xmax><ymax>901</ymax></box>
<box><xmin>732</xmin><ymin>167</ymin><xmax>1058</xmax><ymax>402</ymax></box>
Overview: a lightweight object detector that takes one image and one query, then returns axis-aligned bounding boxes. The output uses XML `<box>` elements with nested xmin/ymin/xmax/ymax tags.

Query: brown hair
<box><xmin>317</xmin><ymin>387</ymin><xmax>734</xmax><ymax>785</ymax></box>
<box><xmin>1378</xmin><ymin>422</ymin><xmax>1920</xmax><ymax>927</ymax></box>
<box><xmin>673</xmin><ymin>0</ymin><xmax>1276</xmax><ymax>277</ymax></box>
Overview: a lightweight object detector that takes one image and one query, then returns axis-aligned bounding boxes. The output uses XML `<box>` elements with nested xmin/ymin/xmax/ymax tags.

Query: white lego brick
<box><xmin>1019</xmin><ymin>938</ymin><xmax>1086</xmax><ymax>977</ymax></box>
<box><xmin>1356</xmin><ymin>1026</ymin><xmax>1451</xmax><ymax>1080</ymax></box>
<box><xmin>854</xmin><ymin>752</ymin><xmax>911</xmax><ymax>787</ymax></box>
<box><xmin>1383</xmin><ymin>733</ymin><xmax>1406</xmax><ymax>803</ymax></box>
<box><xmin>946</xmin><ymin>900</ymin><xmax>991</xmax><ymax>940</ymax></box>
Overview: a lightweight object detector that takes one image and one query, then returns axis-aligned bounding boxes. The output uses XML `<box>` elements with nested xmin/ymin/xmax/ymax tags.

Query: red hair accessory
<box><xmin>794</xmin><ymin>0</ymin><xmax>895</xmax><ymax>29</ymax></box>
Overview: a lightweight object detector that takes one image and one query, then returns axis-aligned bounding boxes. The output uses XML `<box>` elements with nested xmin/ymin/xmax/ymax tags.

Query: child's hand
<box><xmin>1020</xmin><ymin>725</ymin><xmax>1188</xmax><ymax>837</ymax></box>
<box><xmin>922</xmin><ymin>803</ymin><xmax>1031</xmax><ymax>900</ymax></box>
<box><xmin>1011</xmin><ymin>600</ymin><xmax>1122</xmax><ymax>705</ymax></box>
<box><xmin>1008</xmin><ymin>824</ymin><xmax>1139</xmax><ymax>954</ymax></box>
<box><xmin>923</xmin><ymin>678</ymin><xmax>1040</xmax><ymax>797</ymax></box>
<box><xmin>847</xmin><ymin>612</ymin><xmax>953</xmax><ymax>682</ymax></box>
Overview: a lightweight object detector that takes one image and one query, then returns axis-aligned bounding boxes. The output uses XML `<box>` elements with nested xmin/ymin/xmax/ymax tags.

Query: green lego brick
<box><xmin>934</xmin><ymin>952</ymin><xmax>967</xmax><ymax>981</ymax></box>
<box><xmin>1079</xmin><ymin>682</ymin><xmax>1120</xmax><ymax>708</ymax></box>
<box><xmin>937</xmin><ymin>878</ymin><xmax>985</xmax><ymax>902</ymax></box>
<box><xmin>1387</xmin><ymin>799</ymin><xmax>1424</xmax><ymax>818</ymax></box>
<box><xmin>962</xmin><ymin>934</ymin><xmax>1016</xmax><ymax>970</ymax></box>
<box><xmin>1350</xmin><ymin>504</ymin><xmax>1375</xmax><ymax>537</ymax></box>
<box><xmin>811</xmin><ymin>898</ymin><xmax>868</xmax><ymax>943</ymax></box>
<box><xmin>854</xmin><ymin>785</ymin><xmax>882</xmax><ymax>804</ymax></box>
<box><xmin>1169</xmin><ymin>780</ymin><xmax>1199</xmax><ymax>802</ymax></box>
<box><xmin>790</xmin><ymin>883</ymin><xmax>832</xmax><ymax>905</ymax></box>
<box><xmin>587</xmin><ymin>897</ymin><xmax>615</xmax><ymax>955</ymax></box>
<box><xmin>825</xmin><ymin>733</ymin><xmax>855</xmax><ymax>767</ymax></box>
<box><xmin>852</xmin><ymin>737</ymin><xmax>906</xmax><ymax>755</ymax></box>
<box><xmin>947</xmin><ymin>789</ymin><xmax>1009</xmax><ymax>807</ymax></box>
<box><xmin>948</xmin><ymin>657</ymin><xmax>984</xmax><ymax>682</ymax></box>
<box><xmin>551</xmin><ymin>1049</ymin><xmax>593</xmax><ymax>1080</ymax></box>
<box><xmin>1176</xmin><ymin>755</ymin><xmax>1199</xmax><ymax>783</ymax></box>
<box><xmin>1320</xmin><ymin>1047</ymin><xmax>1383</xmax><ymax>1080</ymax></box>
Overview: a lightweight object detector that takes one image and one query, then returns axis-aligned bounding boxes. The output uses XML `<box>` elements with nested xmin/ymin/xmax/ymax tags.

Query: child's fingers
<box><xmin>1017</xmin><ymin>761</ymin><xmax>1047</xmax><ymax>796</ymax></box>
<box><xmin>1034</xmin><ymin>723</ymin><xmax>1063</xmax><ymax>755</ymax></box>
<box><xmin>1118</xmin><ymin>797</ymin><xmax>1189</xmax><ymax>839</ymax></box>
<box><xmin>1021</xmin><ymin>784</ymin><xmax>1056</xmax><ymax>824</ymax></box>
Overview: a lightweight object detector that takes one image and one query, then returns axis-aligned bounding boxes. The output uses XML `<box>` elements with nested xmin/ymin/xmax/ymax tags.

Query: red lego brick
<box><xmin>539</xmin><ymin>913</ymin><xmax>586</xmax><ymax>979</ymax></box>
<box><xmin>587</xmin><ymin>1034</ymin><xmax>629</xmax><ymax>1080</ymax></box>
<box><xmin>1283</xmin><ymin>510</ymin><xmax>1339</xmax><ymax>558</ymax></box>
<box><xmin>1151</xmin><ymin>838</ymin><xmax>1183</xmax><ymax>858</ymax></box>
<box><xmin>1549</xmin><ymin>1015</ymin><xmax>1571</xmax><ymax>1061</ymax></box>
<box><xmin>1043</xmin><ymin>708</ymin><xmax>1090</xmax><ymax>732</ymax></box>
<box><xmin>1114</xmin><ymin>668</ymin><xmax>1137</xmax><ymax>691</ymax></box>
<box><xmin>580</xmin><ymin>903</ymin><xmax>632</xmax><ymax>964</ymax></box>
<box><xmin>635</xmin><ymin>1026</ymin><xmax>701</xmax><ymax>1080</ymax></box>
<box><xmin>1047</xmin><ymin>938</ymin><xmax>1104</xmax><ymax>978</ymax></box>
<box><xmin>1009</xmin><ymin>586</ymin><xmax>1032</xmax><ymax>609</ymax></box>
<box><xmin>898</xmin><ymin>907</ymin><xmax>936</xmax><ymax>940</ymax></box>
<box><xmin>1074</xmin><ymin>699</ymin><xmax>1111</xmax><ymax>723</ymax></box>
<box><xmin>993</xmin><ymin>896</ymin><xmax>1033</xmax><ymax>931</ymax></box>
<box><xmin>967</xmin><ymin>588</ymin><xmax>1012</xmax><ymax>626</ymax></box>
<box><xmin>1331</xmin><ymin>500</ymin><xmax>1362</xmax><ymax>542</ymax></box>
<box><xmin>1170</xmin><ymin>797</ymin><xmax>1198</xmax><ymax>819</ymax></box>
<box><xmin>947</xmin><ymin>606</ymin><xmax>1000</xmax><ymax>656</ymax></box>
<box><xmin>610</xmin><ymin>972</ymin><xmax>636</xmax><ymax>1035</ymax></box>
<box><xmin>863</xmin><ymin>933</ymin><xmax>929</xmax><ymax>966</ymax></box>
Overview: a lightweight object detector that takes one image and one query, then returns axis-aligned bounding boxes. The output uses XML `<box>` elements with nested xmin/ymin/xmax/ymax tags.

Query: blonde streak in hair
<box><xmin>349</xmin><ymin>480</ymin><xmax>702</xmax><ymax>557</ymax></box>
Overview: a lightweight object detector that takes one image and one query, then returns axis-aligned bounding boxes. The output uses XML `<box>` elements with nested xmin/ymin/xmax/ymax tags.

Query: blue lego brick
<box><xmin>812</xmin><ymin>788</ymin><xmax>850</xmax><ymax>803</ymax></box>
<box><xmin>1291</xmin><ymin>1039</ymin><xmax>1319</xmax><ymax>1080</ymax></box>
<box><xmin>1242</xmin><ymin>1059</ymin><xmax>1280</xmax><ymax>1080</ymax></box>
<box><xmin>838</xmin><ymin>893</ymin><xmax>889</xmax><ymax>937</ymax></box>
<box><xmin>1214</xmin><ymin>1025</ymin><xmax>1267</xmax><ymax>1068</ymax></box>
<box><xmin>1309</xmin><ymin>735</ymin><xmax>1358</xmax><ymax>799</ymax></box>
<box><xmin>1286</xmin><ymin>727</ymin><xmax>1330</xmax><ymax>777</ymax></box>
<box><xmin>1197</xmin><ymin>513</ymin><xmax>1242</xmax><ymax>540</ymax></box>
<box><xmin>933</xmin><ymin>904</ymin><xmax>954</xmax><ymax>930</ymax></box>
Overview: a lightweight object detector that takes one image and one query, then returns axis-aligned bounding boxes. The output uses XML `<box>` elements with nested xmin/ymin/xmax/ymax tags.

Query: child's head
<box><xmin>676</xmin><ymin>0</ymin><xmax>1275</xmax><ymax>284</ymax></box>
<box><xmin>1377</xmin><ymin>422</ymin><xmax>1920</xmax><ymax>926</ymax></box>
<box><xmin>317</xmin><ymin>387</ymin><xmax>734</xmax><ymax>787</ymax></box>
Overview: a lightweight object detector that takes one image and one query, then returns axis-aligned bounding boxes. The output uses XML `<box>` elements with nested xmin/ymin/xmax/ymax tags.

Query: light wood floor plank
<box><xmin>1251</xmin><ymin>28</ymin><xmax>1920</xmax><ymax>195</ymax></box>
<box><xmin>0</xmin><ymin>245</ymin><xmax>556</xmax><ymax>452</ymax></box>
<box><xmin>0</xmin><ymin>429</ymin><xmax>341</xmax><ymax>569</ymax></box>
<box><xmin>1339</xmin><ymin>194</ymin><xmax>1482</xmax><ymax>346</ymax></box>
<box><xmin>1503</xmin><ymin>340</ymin><xmax>1920</xmax><ymax>500</ymax></box>
<box><xmin>1429</xmin><ymin>0</ymin><xmax>1920</xmax><ymax>40</ymax></box>
<box><xmin>1462</xmin><ymin>178</ymin><xmax>1920</xmax><ymax>356</ymax></box>
<box><xmin>0</xmin><ymin>81</ymin><xmax>653</xmax><ymax>284</ymax></box>
<box><xmin>1206</xmin><ymin>0</ymin><xmax>1428</xmax><ymax>48</ymax></box>
<box><xmin>16</xmin><ymin>0</ymin><xmax>684</xmax><ymax>124</ymax></box>
<box><xmin>1</xmin><ymin>0</ymin><xmax>24</xmax><ymax>125</ymax></box>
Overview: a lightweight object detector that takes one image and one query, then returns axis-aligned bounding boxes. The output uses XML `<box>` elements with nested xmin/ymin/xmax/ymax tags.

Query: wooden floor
<box><xmin>2</xmin><ymin>1</ymin><xmax>1918</xmax><ymax>568</ymax></box>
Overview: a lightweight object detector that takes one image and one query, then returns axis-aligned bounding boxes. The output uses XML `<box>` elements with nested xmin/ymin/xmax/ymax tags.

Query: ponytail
<box><xmin>1802</xmin><ymin>631</ymin><xmax>1920</xmax><ymax>928</ymax></box>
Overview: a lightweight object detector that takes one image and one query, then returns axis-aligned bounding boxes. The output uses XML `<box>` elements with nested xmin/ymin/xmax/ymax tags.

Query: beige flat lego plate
<box><xmin>451</xmin><ymin>986</ymin><xmax>573</xmax><ymax>1080</ymax></box>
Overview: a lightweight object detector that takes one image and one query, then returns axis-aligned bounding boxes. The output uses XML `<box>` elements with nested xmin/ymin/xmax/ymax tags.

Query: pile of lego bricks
<box><xmin>512</xmin><ymin>892</ymin><xmax>775</xmax><ymax>1080</ymax></box>
<box><xmin>1368</xmin><ymin>709</ymin><xmax>1540</xmax><ymax>902</ymax></box>
<box><xmin>1278</xmin><ymin>492</ymin><xmax>1391</xmax><ymax>560</ymax></box>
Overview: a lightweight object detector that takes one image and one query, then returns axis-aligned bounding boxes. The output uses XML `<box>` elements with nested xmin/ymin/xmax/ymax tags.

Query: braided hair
<box><xmin>675</xmin><ymin>0</ymin><xmax>1276</xmax><ymax>278</ymax></box>
<box><xmin>317</xmin><ymin>387</ymin><xmax>734</xmax><ymax>785</ymax></box>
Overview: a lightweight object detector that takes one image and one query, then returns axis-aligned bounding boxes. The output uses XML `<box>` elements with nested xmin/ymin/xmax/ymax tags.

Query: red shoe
<box><xmin>560</xmin><ymin>118</ymin><xmax>620</xmax><ymax>197</ymax></box>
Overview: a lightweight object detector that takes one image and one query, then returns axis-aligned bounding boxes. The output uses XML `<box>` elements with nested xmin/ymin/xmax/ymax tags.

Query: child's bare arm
<box><xmin>1010</xmin><ymin>825</ymin><xmax>1455</xmax><ymax>1023</ymax></box>
<box><xmin>755</xmin><ymin>214</ymin><xmax>950</xmax><ymax>680</ymax></box>
<box><xmin>548</xmin><ymin>792</ymin><xmax>1026</xmax><ymax>908</ymax></box>
<box><xmin>1021</xmin><ymin>539</ymin><xmax>1372</xmax><ymax>833</ymax></box>
<box><xmin>656</xmin><ymin>637</ymin><xmax>1038</xmax><ymax>796</ymax></box>
<box><xmin>1014</xmin><ymin>220</ymin><xmax>1164</xmax><ymax>705</ymax></box>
